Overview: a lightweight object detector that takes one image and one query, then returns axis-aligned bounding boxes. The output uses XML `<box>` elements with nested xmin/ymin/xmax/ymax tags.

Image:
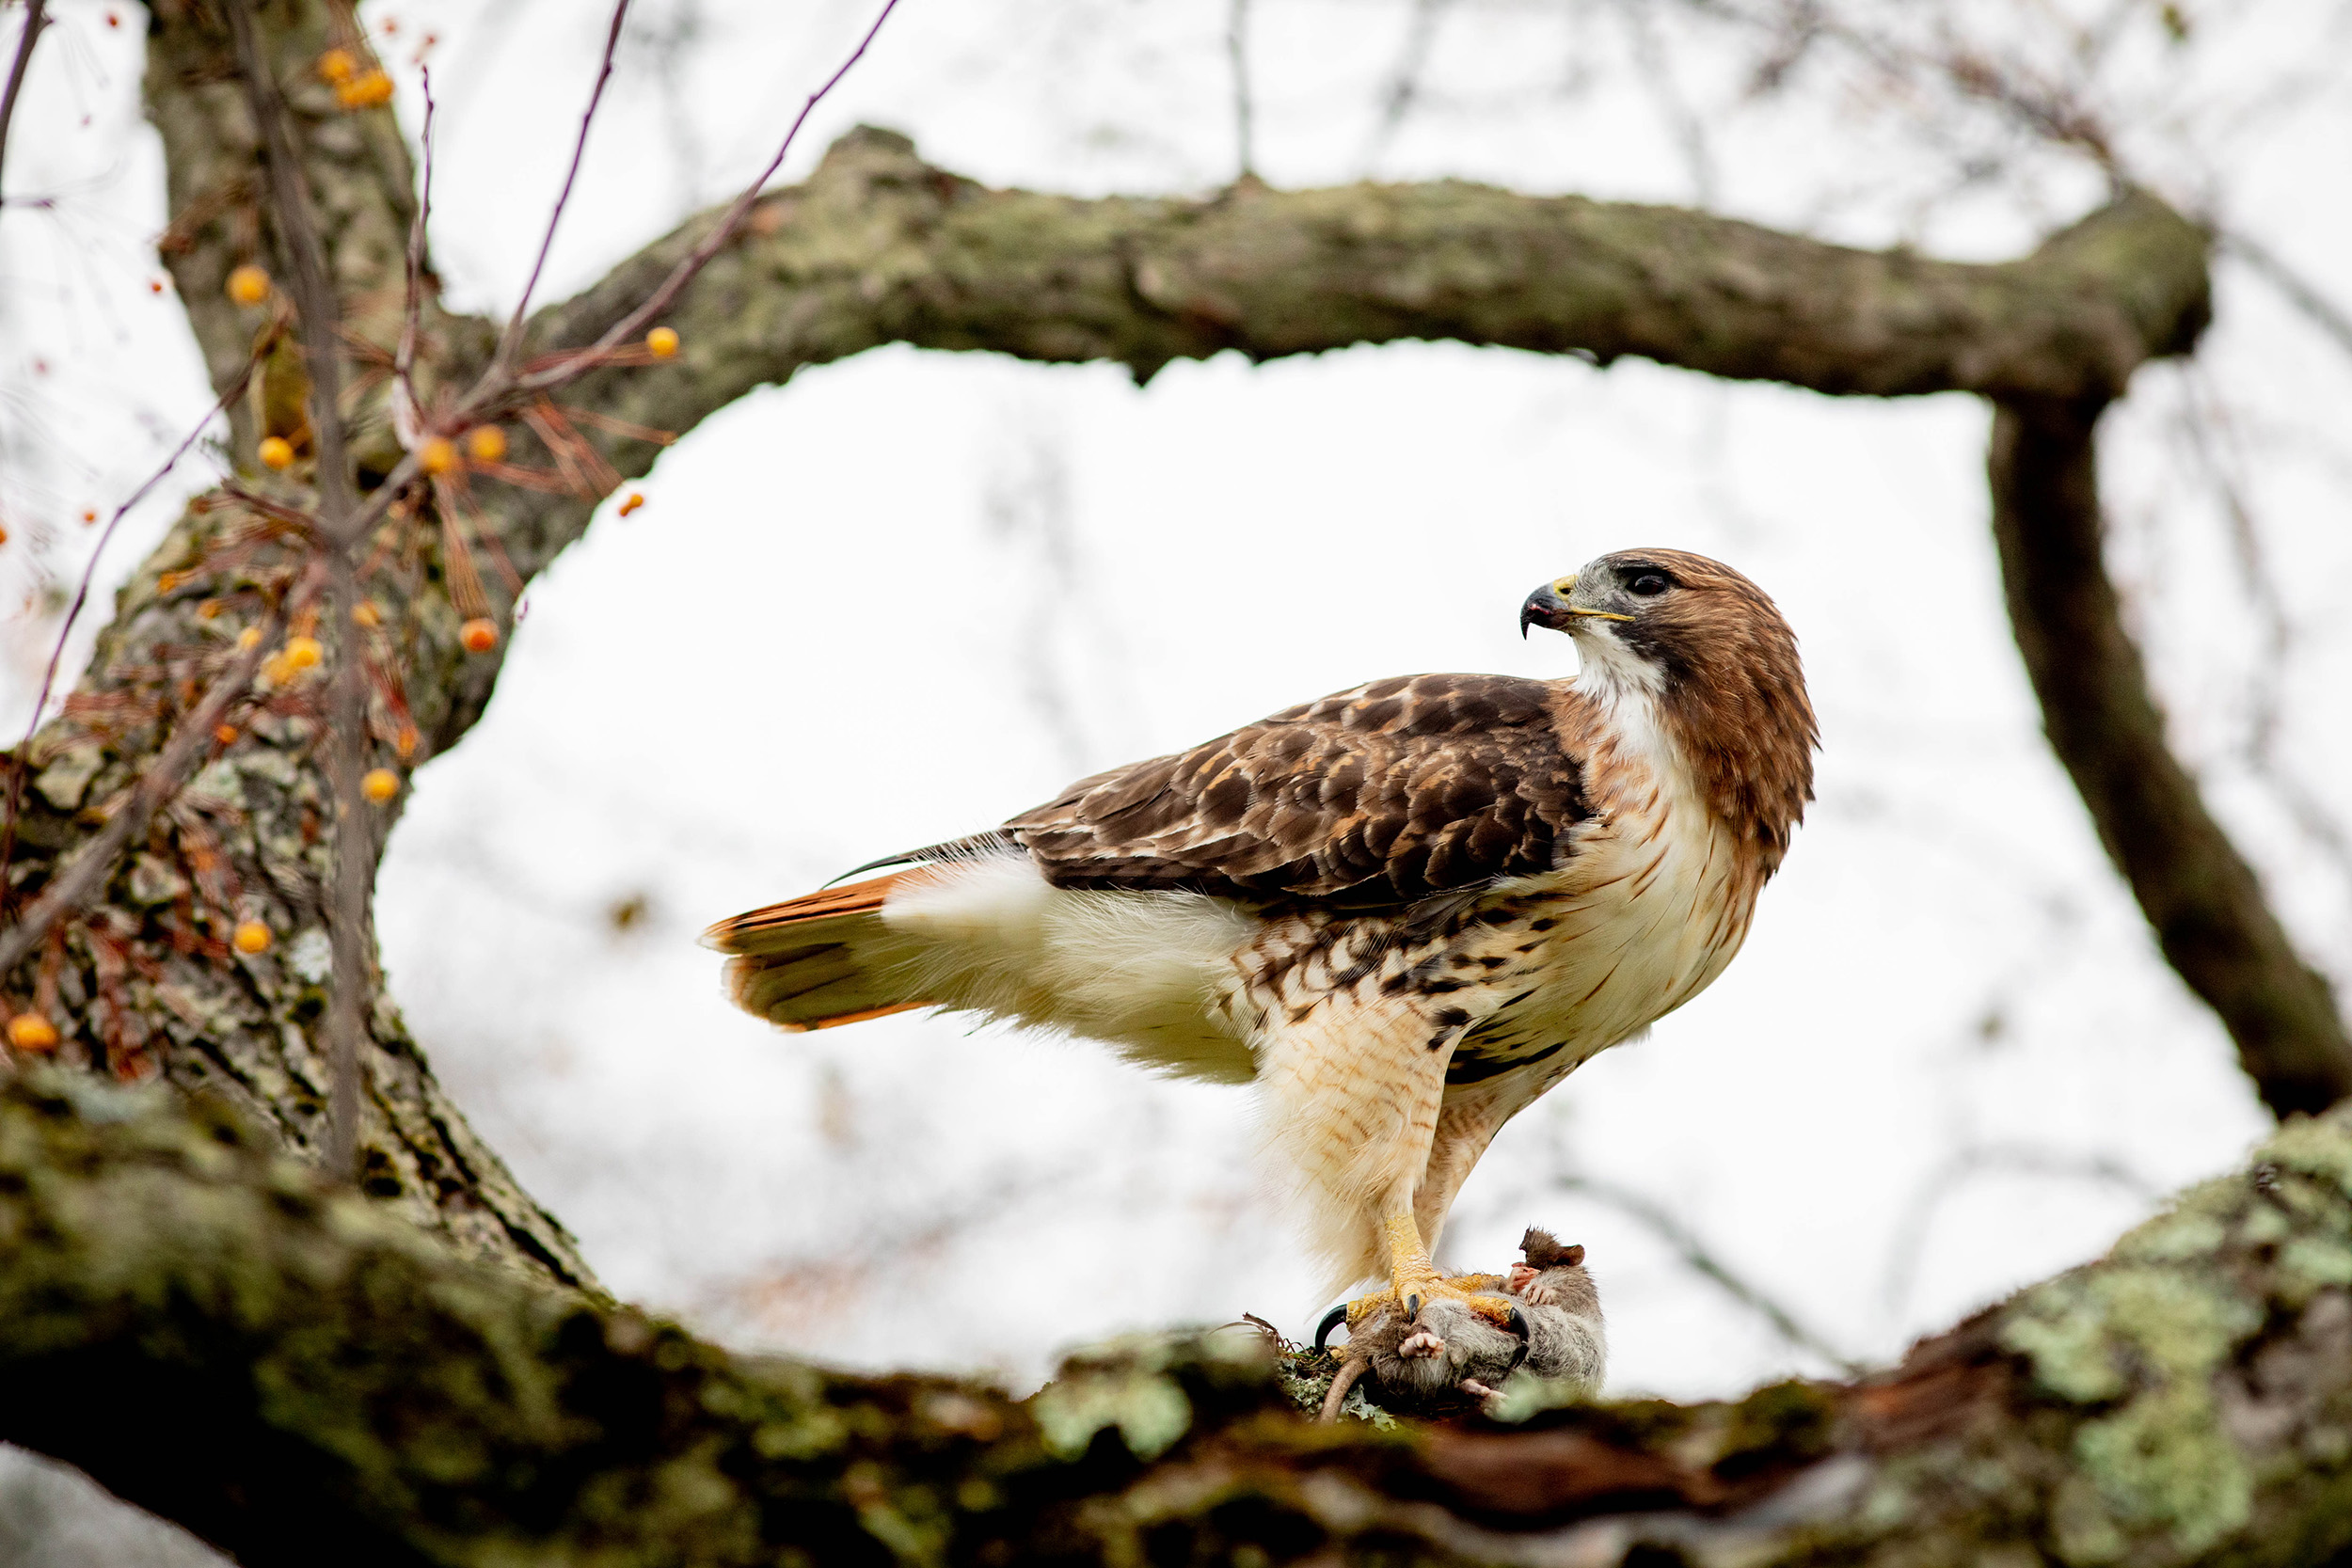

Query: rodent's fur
<box><xmin>1323</xmin><ymin>1227</ymin><xmax>1606</xmax><ymax>1420</ymax></box>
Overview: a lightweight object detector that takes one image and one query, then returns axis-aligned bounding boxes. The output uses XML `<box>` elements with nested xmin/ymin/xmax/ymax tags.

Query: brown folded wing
<box><xmin>1004</xmin><ymin>673</ymin><xmax>1589</xmax><ymax>910</ymax></box>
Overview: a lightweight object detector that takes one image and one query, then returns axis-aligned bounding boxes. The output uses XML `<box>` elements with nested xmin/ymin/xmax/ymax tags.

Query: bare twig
<box><xmin>1227</xmin><ymin>0</ymin><xmax>1256</xmax><ymax>179</ymax></box>
<box><xmin>320</xmin><ymin>550</ymin><xmax>370</xmax><ymax>1175</ymax></box>
<box><xmin>515</xmin><ymin>0</ymin><xmax>904</xmax><ymax>389</ymax></box>
<box><xmin>0</xmin><ymin>0</ymin><xmax>49</xmax><ymax>210</ymax></box>
<box><xmin>222</xmin><ymin>0</ymin><xmax>358</xmax><ymax>543</ymax></box>
<box><xmin>225</xmin><ymin>0</ymin><xmax>373</xmax><ymax>1175</ymax></box>
<box><xmin>0</xmin><ymin>361</ymin><xmax>254</xmax><ymax>918</ymax></box>
<box><xmin>1361</xmin><ymin>0</ymin><xmax>1448</xmax><ymax>168</ymax></box>
<box><xmin>1556</xmin><ymin>1173</ymin><xmax>1864</xmax><ymax>1375</ymax></box>
<box><xmin>2220</xmin><ymin>229</ymin><xmax>2352</xmax><ymax>363</ymax></box>
<box><xmin>297</xmin><ymin>0</ymin><xmax>903</xmax><ymax>569</ymax></box>
<box><xmin>495</xmin><ymin>0</ymin><xmax>630</xmax><ymax>374</ymax></box>
<box><xmin>0</xmin><ymin>596</ymin><xmax>288</xmax><ymax>979</ymax></box>
<box><xmin>391</xmin><ymin>67</ymin><xmax>437</xmax><ymax>449</ymax></box>
<box><xmin>1879</xmin><ymin>1143</ymin><xmax>2156</xmax><ymax>1316</ymax></box>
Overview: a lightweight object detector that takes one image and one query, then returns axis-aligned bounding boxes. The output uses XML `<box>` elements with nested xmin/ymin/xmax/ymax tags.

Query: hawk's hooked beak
<box><xmin>1520</xmin><ymin>577</ymin><xmax>1634</xmax><ymax>639</ymax></box>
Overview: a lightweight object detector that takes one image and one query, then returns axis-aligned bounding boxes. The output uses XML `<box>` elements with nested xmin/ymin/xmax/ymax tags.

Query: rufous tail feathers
<box><xmin>702</xmin><ymin>870</ymin><xmax>936</xmax><ymax>1032</ymax></box>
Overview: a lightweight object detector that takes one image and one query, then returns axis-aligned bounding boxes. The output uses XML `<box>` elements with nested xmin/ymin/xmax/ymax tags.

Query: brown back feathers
<box><xmin>1005</xmin><ymin>673</ymin><xmax>1591</xmax><ymax>910</ymax></box>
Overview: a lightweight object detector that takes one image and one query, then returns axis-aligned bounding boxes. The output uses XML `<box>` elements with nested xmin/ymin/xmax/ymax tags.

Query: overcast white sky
<box><xmin>1</xmin><ymin>0</ymin><xmax>2348</xmax><ymax>1406</ymax></box>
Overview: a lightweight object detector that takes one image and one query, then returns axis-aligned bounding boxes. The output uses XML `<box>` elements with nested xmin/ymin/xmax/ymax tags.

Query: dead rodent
<box><xmin>1318</xmin><ymin>1227</ymin><xmax>1607</xmax><ymax>1421</ymax></box>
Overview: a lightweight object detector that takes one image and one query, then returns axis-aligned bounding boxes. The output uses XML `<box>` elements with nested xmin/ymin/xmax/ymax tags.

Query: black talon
<box><xmin>1404</xmin><ymin>1291</ymin><xmax>1423</xmax><ymax>1321</ymax></box>
<box><xmin>1502</xmin><ymin>1304</ymin><xmax>1533</xmax><ymax>1376</ymax></box>
<box><xmin>1313</xmin><ymin>1304</ymin><xmax>1347</xmax><ymax>1353</ymax></box>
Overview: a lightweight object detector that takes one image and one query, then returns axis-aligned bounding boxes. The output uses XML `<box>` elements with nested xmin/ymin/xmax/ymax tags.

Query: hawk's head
<box><xmin>1521</xmin><ymin>548</ymin><xmax>1818</xmax><ymax>866</ymax></box>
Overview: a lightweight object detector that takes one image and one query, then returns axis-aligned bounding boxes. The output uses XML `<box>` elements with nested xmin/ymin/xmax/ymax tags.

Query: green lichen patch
<box><xmin>2261</xmin><ymin>1117</ymin><xmax>2352</xmax><ymax>1201</ymax></box>
<box><xmin>2003</xmin><ymin>1279</ymin><xmax>2129</xmax><ymax>1404</ymax></box>
<box><xmin>2074</xmin><ymin>1381</ymin><xmax>2250</xmax><ymax>1554</ymax></box>
<box><xmin>1716</xmin><ymin>1379</ymin><xmax>1841</xmax><ymax>1477</ymax></box>
<box><xmin>1030</xmin><ymin>1362</ymin><xmax>1192</xmax><ymax>1462</ymax></box>
<box><xmin>2004</xmin><ymin>1249</ymin><xmax>2265</xmax><ymax>1558</ymax></box>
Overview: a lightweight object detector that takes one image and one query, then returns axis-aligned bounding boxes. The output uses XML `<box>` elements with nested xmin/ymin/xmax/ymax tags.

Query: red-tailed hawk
<box><xmin>707</xmin><ymin>549</ymin><xmax>1815</xmax><ymax>1327</ymax></box>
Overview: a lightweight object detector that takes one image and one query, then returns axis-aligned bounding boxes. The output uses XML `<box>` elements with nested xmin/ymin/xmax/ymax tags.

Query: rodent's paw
<box><xmin>1399</xmin><ymin>1328</ymin><xmax>1446</xmax><ymax>1359</ymax></box>
<box><xmin>1519</xmin><ymin>1279</ymin><xmax>1565</xmax><ymax>1307</ymax></box>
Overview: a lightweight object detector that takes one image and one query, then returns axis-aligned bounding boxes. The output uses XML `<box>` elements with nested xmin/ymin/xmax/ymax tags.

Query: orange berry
<box><xmin>459</xmin><ymin>618</ymin><xmax>499</xmax><ymax>654</ymax></box>
<box><xmin>215</xmin><ymin>723</ymin><xmax>238</xmax><ymax>745</ymax></box>
<box><xmin>283</xmin><ymin>635</ymin><xmax>324</xmax><ymax>671</ymax></box>
<box><xmin>232</xmin><ymin>920</ymin><xmax>273</xmax><ymax>955</ymax></box>
<box><xmin>7</xmin><ymin>1014</ymin><xmax>59</xmax><ymax>1052</ymax></box>
<box><xmin>236</xmin><ymin>626</ymin><xmax>262</xmax><ymax>651</ymax></box>
<box><xmin>352</xmin><ymin>601</ymin><xmax>381</xmax><ymax>628</ymax></box>
<box><xmin>0</xmin><ymin>526</ymin><xmax>8</xmax><ymax>546</ymax></box>
<box><xmin>319</xmin><ymin>47</ymin><xmax>358</xmax><ymax>83</ymax></box>
<box><xmin>645</xmin><ymin>326</ymin><xmax>679</xmax><ymax>358</ymax></box>
<box><xmin>465</xmin><ymin>425</ymin><xmax>507</xmax><ymax>463</ymax></box>
<box><xmin>259</xmin><ymin>436</ymin><xmax>294</xmax><ymax>469</ymax></box>
<box><xmin>149</xmin><ymin>278</ymin><xmax>166</xmax><ymax>293</ymax></box>
<box><xmin>336</xmin><ymin>70</ymin><xmax>394</xmax><ymax>109</ymax></box>
<box><xmin>81</xmin><ymin>508</ymin><xmax>99</xmax><ymax>524</ymax></box>
<box><xmin>394</xmin><ymin>724</ymin><xmax>419</xmax><ymax>760</ymax></box>
<box><xmin>227</xmin><ymin>263</ymin><xmax>270</xmax><ymax>305</ymax></box>
<box><xmin>362</xmin><ymin>768</ymin><xmax>400</xmax><ymax>803</ymax></box>
<box><xmin>617</xmin><ymin>491</ymin><xmax>645</xmax><ymax>517</ymax></box>
<box><xmin>418</xmin><ymin>436</ymin><xmax>458</xmax><ymax>476</ymax></box>
<box><xmin>260</xmin><ymin>653</ymin><xmax>295</xmax><ymax>686</ymax></box>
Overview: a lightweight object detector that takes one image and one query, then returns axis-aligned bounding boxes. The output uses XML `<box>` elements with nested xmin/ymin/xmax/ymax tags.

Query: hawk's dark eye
<box><xmin>1625</xmin><ymin>570</ymin><xmax>1671</xmax><ymax>597</ymax></box>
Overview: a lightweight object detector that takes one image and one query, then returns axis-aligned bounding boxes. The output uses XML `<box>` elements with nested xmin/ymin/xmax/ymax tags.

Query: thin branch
<box><xmin>225</xmin><ymin>0</ymin><xmax>372</xmax><ymax>1176</ymax></box>
<box><xmin>1227</xmin><ymin>0</ymin><xmax>1256</xmax><ymax>179</ymax></box>
<box><xmin>1361</xmin><ymin>0</ymin><xmax>1448</xmax><ymax>169</ymax></box>
<box><xmin>320</xmin><ymin>550</ymin><xmax>369</xmax><ymax>1176</ymax></box>
<box><xmin>494</xmin><ymin>0</ymin><xmax>630</xmax><ymax>374</ymax></box>
<box><xmin>1879</xmin><ymin>1142</ymin><xmax>2157</xmax><ymax>1317</ymax></box>
<box><xmin>0</xmin><ymin>0</ymin><xmax>48</xmax><ymax>211</ymax></box>
<box><xmin>390</xmin><ymin>66</ymin><xmax>437</xmax><ymax>450</ymax></box>
<box><xmin>2220</xmin><ymin>228</ymin><xmax>2352</xmax><ymax>364</ymax></box>
<box><xmin>1555</xmin><ymin>1173</ymin><xmax>1865</xmax><ymax>1375</ymax></box>
<box><xmin>222</xmin><ymin>0</ymin><xmax>358</xmax><ymax>543</ymax></box>
<box><xmin>515</xmin><ymin>0</ymin><xmax>904</xmax><ymax>389</ymax></box>
<box><xmin>0</xmin><ymin>361</ymin><xmax>254</xmax><ymax>919</ymax></box>
<box><xmin>0</xmin><ymin>595</ymin><xmax>289</xmax><ymax>980</ymax></box>
<box><xmin>294</xmin><ymin>0</ymin><xmax>904</xmax><ymax>571</ymax></box>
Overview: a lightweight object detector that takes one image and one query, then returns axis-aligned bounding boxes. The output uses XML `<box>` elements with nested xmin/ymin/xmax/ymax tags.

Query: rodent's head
<box><xmin>1519</xmin><ymin>1227</ymin><xmax>1585</xmax><ymax>1271</ymax></box>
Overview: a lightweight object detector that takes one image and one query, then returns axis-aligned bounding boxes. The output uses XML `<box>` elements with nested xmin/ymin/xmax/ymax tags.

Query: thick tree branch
<box><xmin>1989</xmin><ymin>398</ymin><xmax>2352</xmax><ymax>1117</ymax></box>
<box><xmin>536</xmin><ymin>128</ymin><xmax>2208</xmax><ymax>413</ymax></box>
<box><xmin>7</xmin><ymin>1062</ymin><xmax>2352</xmax><ymax>1567</ymax></box>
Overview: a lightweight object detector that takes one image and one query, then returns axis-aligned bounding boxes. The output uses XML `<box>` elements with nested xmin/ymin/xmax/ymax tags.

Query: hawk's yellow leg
<box><xmin>1343</xmin><ymin>1213</ymin><xmax>1517</xmax><ymax>1328</ymax></box>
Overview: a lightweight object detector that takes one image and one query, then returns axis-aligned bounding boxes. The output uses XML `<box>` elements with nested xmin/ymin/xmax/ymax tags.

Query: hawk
<box><xmin>707</xmin><ymin>548</ymin><xmax>1816</xmax><ymax>1327</ymax></box>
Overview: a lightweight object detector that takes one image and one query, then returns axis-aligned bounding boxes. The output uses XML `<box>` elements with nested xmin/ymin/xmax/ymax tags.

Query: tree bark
<box><xmin>5</xmin><ymin>1060</ymin><xmax>2352</xmax><ymax>1568</ymax></box>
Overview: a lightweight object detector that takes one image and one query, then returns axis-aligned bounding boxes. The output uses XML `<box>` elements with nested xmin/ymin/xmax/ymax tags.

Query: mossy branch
<box><xmin>8</xmin><ymin>1065</ymin><xmax>2352</xmax><ymax>1567</ymax></box>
